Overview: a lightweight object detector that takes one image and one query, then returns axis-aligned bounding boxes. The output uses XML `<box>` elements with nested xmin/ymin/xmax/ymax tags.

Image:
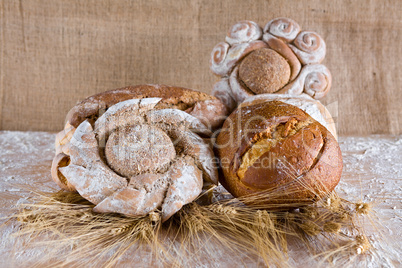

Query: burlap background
<box><xmin>0</xmin><ymin>0</ymin><xmax>401</xmax><ymax>134</ymax></box>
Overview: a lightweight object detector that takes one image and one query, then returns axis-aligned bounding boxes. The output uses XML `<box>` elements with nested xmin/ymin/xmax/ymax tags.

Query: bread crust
<box><xmin>216</xmin><ymin>100</ymin><xmax>342</xmax><ymax>207</ymax></box>
<box><xmin>238</xmin><ymin>48</ymin><xmax>290</xmax><ymax>94</ymax></box>
<box><xmin>65</xmin><ymin>84</ymin><xmax>228</xmax><ymax>130</ymax></box>
<box><xmin>241</xmin><ymin>93</ymin><xmax>338</xmax><ymax>140</ymax></box>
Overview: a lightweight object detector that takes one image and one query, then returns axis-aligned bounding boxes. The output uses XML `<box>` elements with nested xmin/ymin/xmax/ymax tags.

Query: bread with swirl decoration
<box><xmin>210</xmin><ymin>17</ymin><xmax>332</xmax><ymax>111</ymax></box>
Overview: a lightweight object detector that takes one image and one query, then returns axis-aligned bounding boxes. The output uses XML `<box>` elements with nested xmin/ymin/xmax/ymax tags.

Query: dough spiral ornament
<box><xmin>303</xmin><ymin>66</ymin><xmax>332</xmax><ymax>99</ymax></box>
<box><xmin>210</xmin><ymin>17</ymin><xmax>333</xmax><ymax>112</ymax></box>
<box><xmin>263</xmin><ymin>17</ymin><xmax>301</xmax><ymax>42</ymax></box>
<box><xmin>210</xmin><ymin>42</ymin><xmax>230</xmax><ymax>76</ymax></box>
<box><xmin>290</xmin><ymin>31</ymin><xmax>326</xmax><ymax>65</ymax></box>
<box><xmin>225</xmin><ymin>20</ymin><xmax>262</xmax><ymax>45</ymax></box>
<box><xmin>278</xmin><ymin>64</ymin><xmax>332</xmax><ymax>99</ymax></box>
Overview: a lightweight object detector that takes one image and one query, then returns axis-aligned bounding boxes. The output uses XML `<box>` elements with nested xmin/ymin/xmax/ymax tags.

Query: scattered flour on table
<box><xmin>0</xmin><ymin>132</ymin><xmax>401</xmax><ymax>267</ymax></box>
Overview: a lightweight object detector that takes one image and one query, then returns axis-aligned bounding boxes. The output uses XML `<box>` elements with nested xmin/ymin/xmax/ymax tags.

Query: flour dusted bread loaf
<box><xmin>51</xmin><ymin>85</ymin><xmax>229</xmax><ymax>221</ymax></box>
<box><xmin>215</xmin><ymin>100</ymin><xmax>342</xmax><ymax>207</ymax></box>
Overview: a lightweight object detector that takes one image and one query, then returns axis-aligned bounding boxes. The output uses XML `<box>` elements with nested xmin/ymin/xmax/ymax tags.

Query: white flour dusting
<box><xmin>0</xmin><ymin>131</ymin><xmax>401</xmax><ymax>267</ymax></box>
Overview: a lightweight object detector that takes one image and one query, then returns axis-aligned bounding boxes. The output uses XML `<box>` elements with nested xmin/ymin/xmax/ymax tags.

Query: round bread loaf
<box><xmin>238</xmin><ymin>48</ymin><xmax>291</xmax><ymax>94</ymax></box>
<box><xmin>53</xmin><ymin>85</ymin><xmax>229</xmax><ymax>190</ymax></box>
<box><xmin>215</xmin><ymin>100</ymin><xmax>342</xmax><ymax>208</ymax></box>
<box><xmin>51</xmin><ymin>85</ymin><xmax>229</xmax><ymax>221</ymax></box>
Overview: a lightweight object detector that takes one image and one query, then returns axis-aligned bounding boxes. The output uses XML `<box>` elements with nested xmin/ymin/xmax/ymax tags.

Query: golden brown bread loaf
<box><xmin>215</xmin><ymin>100</ymin><xmax>342</xmax><ymax>208</ymax></box>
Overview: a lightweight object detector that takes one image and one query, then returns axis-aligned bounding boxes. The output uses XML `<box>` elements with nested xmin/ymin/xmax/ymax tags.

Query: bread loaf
<box><xmin>210</xmin><ymin>18</ymin><xmax>332</xmax><ymax>111</ymax></box>
<box><xmin>215</xmin><ymin>100</ymin><xmax>342</xmax><ymax>208</ymax></box>
<box><xmin>51</xmin><ymin>85</ymin><xmax>229</xmax><ymax>221</ymax></box>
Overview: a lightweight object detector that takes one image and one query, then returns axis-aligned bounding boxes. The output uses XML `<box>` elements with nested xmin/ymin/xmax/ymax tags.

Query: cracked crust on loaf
<box><xmin>216</xmin><ymin>100</ymin><xmax>342</xmax><ymax>207</ymax></box>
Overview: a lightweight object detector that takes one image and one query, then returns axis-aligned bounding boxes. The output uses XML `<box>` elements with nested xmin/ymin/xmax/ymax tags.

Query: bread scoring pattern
<box><xmin>216</xmin><ymin>100</ymin><xmax>342</xmax><ymax>208</ymax></box>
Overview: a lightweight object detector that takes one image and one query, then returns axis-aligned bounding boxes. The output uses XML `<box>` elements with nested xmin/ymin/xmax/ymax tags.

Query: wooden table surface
<box><xmin>0</xmin><ymin>131</ymin><xmax>401</xmax><ymax>267</ymax></box>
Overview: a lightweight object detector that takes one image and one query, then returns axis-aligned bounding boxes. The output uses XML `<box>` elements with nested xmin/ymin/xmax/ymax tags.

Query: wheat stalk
<box><xmin>5</xmin><ymin>180</ymin><xmax>378</xmax><ymax>267</ymax></box>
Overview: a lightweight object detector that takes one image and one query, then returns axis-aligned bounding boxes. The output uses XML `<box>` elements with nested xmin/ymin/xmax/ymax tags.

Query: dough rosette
<box><xmin>51</xmin><ymin>85</ymin><xmax>228</xmax><ymax>221</ymax></box>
